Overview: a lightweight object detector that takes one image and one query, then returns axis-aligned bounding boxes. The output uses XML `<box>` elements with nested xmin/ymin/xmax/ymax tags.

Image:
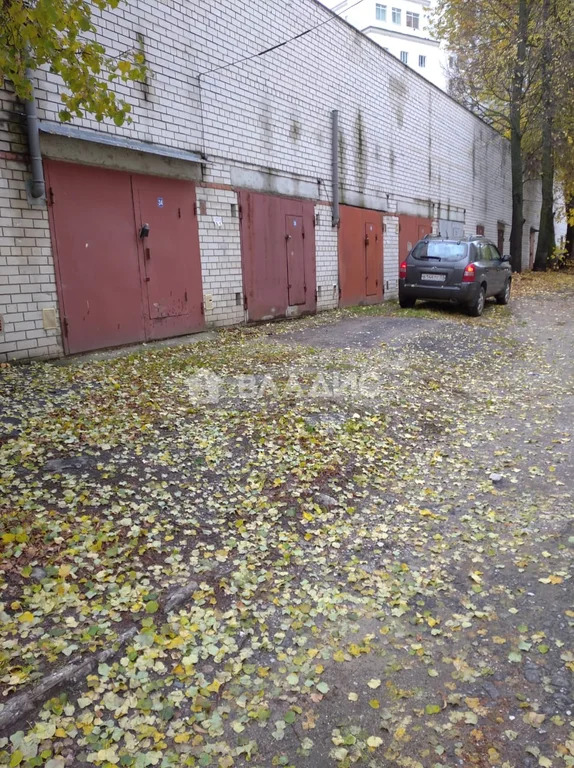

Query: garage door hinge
<box><xmin>200</xmin><ymin>302</ymin><xmax>204</xmax><ymax>315</ymax></box>
<box><xmin>62</xmin><ymin>317</ymin><xmax>69</xmax><ymax>337</ymax></box>
<box><xmin>48</xmin><ymin>187</ymin><xmax>55</xmax><ymax>206</ymax></box>
<box><xmin>338</xmin><ymin>286</ymin><xmax>342</xmax><ymax>300</ymax></box>
<box><xmin>239</xmin><ymin>205</ymin><xmax>243</xmax><ymax>221</ymax></box>
<box><xmin>302</xmin><ymin>230</ymin><xmax>305</xmax><ymax>239</ymax></box>
<box><xmin>243</xmin><ymin>294</ymin><xmax>248</xmax><ymax>311</ymax></box>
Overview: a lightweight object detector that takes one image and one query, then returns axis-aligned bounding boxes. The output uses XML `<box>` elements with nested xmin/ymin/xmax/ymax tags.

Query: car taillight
<box><xmin>399</xmin><ymin>261</ymin><xmax>407</xmax><ymax>279</ymax></box>
<box><xmin>462</xmin><ymin>264</ymin><xmax>476</xmax><ymax>282</ymax></box>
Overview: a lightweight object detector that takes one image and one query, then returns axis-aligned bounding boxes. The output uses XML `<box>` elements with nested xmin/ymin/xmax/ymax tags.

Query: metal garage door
<box><xmin>45</xmin><ymin>160</ymin><xmax>204</xmax><ymax>354</ymax></box>
<box><xmin>399</xmin><ymin>215</ymin><xmax>433</xmax><ymax>266</ymax></box>
<box><xmin>239</xmin><ymin>191</ymin><xmax>316</xmax><ymax>322</ymax></box>
<box><xmin>338</xmin><ymin>206</ymin><xmax>384</xmax><ymax>307</ymax></box>
<box><xmin>132</xmin><ymin>174</ymin><xmax>204</xmax><ymax>341</ymax></box>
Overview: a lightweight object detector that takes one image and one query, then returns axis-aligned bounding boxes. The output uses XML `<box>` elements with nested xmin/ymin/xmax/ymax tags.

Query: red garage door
<box><xmin>399</xmin><ymin>215</ymin><xmax>432</xmax><ymax>266</ymax></box>
<box><xmin>338</xmin><ymin>206</ymin><xmax>384</xmax><ymax>307</ymax></box>
<box><xmin>239</xmin><ymin>191</ymin><xmax>316</xmax><ymax>321</ymax></box>
<box><xmin>133</xmin><ymin>175</ymin><xmax>204</xmax><ymax>342</ymax></box>
<box><xmin>45</xmin><ymin>160</ymin><xmax>204</xmax><ymax>354</ymax></box>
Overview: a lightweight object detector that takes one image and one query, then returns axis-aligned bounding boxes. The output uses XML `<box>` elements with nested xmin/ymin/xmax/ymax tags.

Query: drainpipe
<box><xmin>331</xmin><ymin>109</ymin><xmax>339</xmax><ymax>228</ymax></box>
<box><xmin>24</xmin><ymin>69</ymin><xmax>45</xmax><ymax>200</ymax></box>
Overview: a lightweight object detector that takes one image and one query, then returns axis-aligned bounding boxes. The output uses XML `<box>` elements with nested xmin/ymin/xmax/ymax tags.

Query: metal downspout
<box><xmin>331</xmin><ymin>109</ymin><xmax>339</xmax><ymax>228</ymax></box>
<box><xmin>24</xmin><ymin>69</ymin><xmax>45</xmax><ymax>200</ymax></box>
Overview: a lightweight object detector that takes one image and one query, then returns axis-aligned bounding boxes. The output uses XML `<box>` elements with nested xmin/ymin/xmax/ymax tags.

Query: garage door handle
<box><xmin>145</xmin><ymin>248</ymin><xmax>151</xmax><ymax>261</ymax></box>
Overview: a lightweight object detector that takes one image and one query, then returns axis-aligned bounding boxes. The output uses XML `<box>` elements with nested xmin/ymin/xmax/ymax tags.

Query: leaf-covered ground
<box><xmin>1</xmin><ymin>273</ymin><xmax>573</xmax><ymax>768</ymax></box>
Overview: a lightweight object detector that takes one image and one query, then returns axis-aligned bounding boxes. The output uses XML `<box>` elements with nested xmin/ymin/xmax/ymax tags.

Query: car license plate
<box><xmin>421</xmin><ymin>273</ymin><xmax>445</xmax><ymax>282</ymax></box>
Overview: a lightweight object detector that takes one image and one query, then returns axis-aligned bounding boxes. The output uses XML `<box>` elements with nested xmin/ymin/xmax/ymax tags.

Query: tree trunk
<box><xmin>534</xmin><ymin>0</ymin><xmax>555</xmax><ymax>271</ymax></box>
<box><xmin>533</xmin><ymin>138</ymin><xmax>555</xmax><ymax>270</ymax></box>
<box><xmin>509</xmin><ymin>0</ymin><xmax>529</xmax><ymax>273</ymax></box>
<box><xmin>565</xmin><ymin>196</ymin><xmax>574</xmax><ymax>262</ymax></box>
<box><xmin>509</xmin><ymin>107</ymin><xmax>523</xmax><ymax>273</ymax></box>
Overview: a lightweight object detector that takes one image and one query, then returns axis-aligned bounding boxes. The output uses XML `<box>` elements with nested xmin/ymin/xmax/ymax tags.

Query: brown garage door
<box><xmin>399</xmin><ymin>215</ymin><xmax>432</xmax><ymax>266</ymax></box>
<box><xmin>239</xmin><ymin>191</ymin><xmax>316</xmax><ymax>322</ymax></box>
<box><xmin>45</xmin><ymin>160</ymin><xmax>204</xmax><ymax>354</ymax></box>
<box><xmin>338</xmin><ymin>205</ymin><xmax>384</xmax><ymax>307</ymax></box>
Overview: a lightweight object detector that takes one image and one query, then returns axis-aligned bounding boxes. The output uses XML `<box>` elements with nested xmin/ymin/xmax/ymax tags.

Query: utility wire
<box><xmin>197</xmin><ymin>0</ymin><xmax>367</xmax><ymax>78</ymax></box>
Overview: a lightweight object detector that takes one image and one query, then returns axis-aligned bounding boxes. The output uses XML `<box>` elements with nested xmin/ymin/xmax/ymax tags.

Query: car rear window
<box><xmin>411</xmin><ymin>241</ymin><xmax>468</xmax><ymax>262</ymax></box>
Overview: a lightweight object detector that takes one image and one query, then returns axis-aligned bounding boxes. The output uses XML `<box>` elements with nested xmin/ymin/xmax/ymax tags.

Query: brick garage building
<box><xmin>0</xmin><ymin>0</ymin><xmax>542</xmax><ymax>360</ymax></box>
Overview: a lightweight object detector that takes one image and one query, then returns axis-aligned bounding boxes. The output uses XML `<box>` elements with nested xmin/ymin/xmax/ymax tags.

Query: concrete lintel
<box><xmin>40</xmin><ymin>134</ymin><xmax>203</xmax><ymax>182</ymax></box>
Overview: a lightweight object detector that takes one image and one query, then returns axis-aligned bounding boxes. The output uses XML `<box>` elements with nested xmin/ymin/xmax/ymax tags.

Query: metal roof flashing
<box><xmin>38</xmin><ymin>121</ymin><xmax>205</xmax><ymax>164</ymax></box>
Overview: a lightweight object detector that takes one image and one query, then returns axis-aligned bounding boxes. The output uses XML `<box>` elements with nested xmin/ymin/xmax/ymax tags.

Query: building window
<box><xmin>418</xmin><ymin>55</ymin><xmax>426</xmax><ymax>67</ymax></box>
<box><xmin>406</xmin><ymin>11</ymin><xmax>420</xmax><ymax>29</ymax></box>
<box><xmin>376</xmin><ymin>3</ymin><xmax>387</xmax><ymax>21</ymax></box>
<box><xmin>476</xmin><ymin>224</ymin><xmax>485</xmax><ymax>236</ymax></box>
<box><xmin>400</xmin><ymin>50</ymin><xmax>408</xmax><ymax>64</ymax></box>
<box><xmin>392</xmin><ymin>7</ymin><xmax>401</xmax><ymax>24</ymax></box>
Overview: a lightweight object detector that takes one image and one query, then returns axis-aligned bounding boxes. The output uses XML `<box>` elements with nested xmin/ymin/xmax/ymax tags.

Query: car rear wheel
<box><xmin>399</xmin><ymin>296</ymin><xmax>416</xmax><ymax>309</ymax></box>
<box><xmin>496</xmin><ymin>279</ymin><xmax>511</xmax><ymax>305</ymax></box>
<box><xmin>467</xmin><ymin>286</ymin><xmax>486</xmax><ymax>317</ymax></box>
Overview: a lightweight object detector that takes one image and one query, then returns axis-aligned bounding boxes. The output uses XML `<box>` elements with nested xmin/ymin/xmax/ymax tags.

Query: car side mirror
<box><xmin>501</xmin><ymin>254</ymin><xmax>510</xmax><ymax>263</ymax></box>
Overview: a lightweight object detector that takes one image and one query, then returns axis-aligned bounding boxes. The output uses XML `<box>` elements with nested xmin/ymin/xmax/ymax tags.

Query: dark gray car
<box><xmin>398</xmin><ymin>235</ymin><xmax>512</xmax><ymax>316</ymax></box>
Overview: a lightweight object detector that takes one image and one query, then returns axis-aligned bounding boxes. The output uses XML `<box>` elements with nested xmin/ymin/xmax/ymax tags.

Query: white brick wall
<box><xmin>0</xmin><ymin>87</ymin><xmax>63</xmax><ymax>362</ymax></box>
<box><xmin>314</xmin><ymin>204</ymin><xmax>339</xmax><ymax>311</ymax></box>
<box><xmin>196</xmin><ymin>186</ymin><xmax>244</xmax><ymax>327</ymax></box>
<box><xmin>32</xmin><ymin>0</ymin><xmax>540</xmax><ymax>258</ymax></box>
<box><xmin>383</xmin><ymin>214</ymin><xmax>400</xmax><ymax>298</ymax></box>
<box><xmin>0</xmin><ymin>0</ymin><xmax>543</xmax><ymax>359</ymax></box>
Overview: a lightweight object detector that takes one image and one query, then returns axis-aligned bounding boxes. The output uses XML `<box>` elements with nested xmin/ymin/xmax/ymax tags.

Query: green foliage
<box><xmin>436</xmin><ymin>0</ymin><xmax>573</xmax><ymax>181</ymax></box>
<box><xmin>553</xmin><ymin>4</ymin><xmax>574</xmax><ymax>217</ymax></box>
<box><xmin>0</xmin><ymin>0</ymin><xmax>146</xmax><ymax>124</ymax></box>
<box><xmin>430</xmin><ymin>0</ymin><xmax>537</xmax><ymax>134</ymax></box>
<box><xmin>548</xmin><ymin>244</ymin><xmax>568</xmax><ymax>270</ymax></box>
